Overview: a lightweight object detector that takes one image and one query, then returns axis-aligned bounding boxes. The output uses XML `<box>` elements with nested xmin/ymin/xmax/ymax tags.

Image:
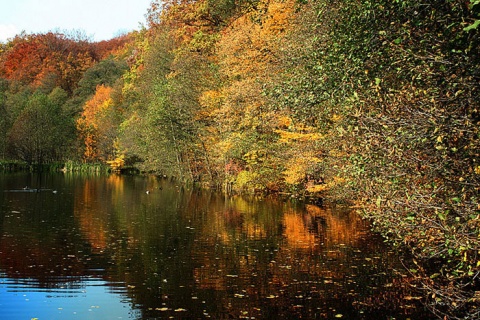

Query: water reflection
<box><xmin>0</xmin><ymin>275</ymin><xmax>135</xmax><ymax>319</ymax></box>
<box><xmin>0</xmin><ymin>173</ymin><xmax>432</xmax><ymax>319</ymax></box>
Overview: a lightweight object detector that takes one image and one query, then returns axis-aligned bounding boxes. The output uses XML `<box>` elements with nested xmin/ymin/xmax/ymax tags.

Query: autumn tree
<box><xmin>214</xmin><ymin>0</ymin><xmax>296</xmax><ymax>192</ymax></box>
<box><xmin>77</xmin><ymin>85</ymin><xmax>121</xmax><ymax>162</ymax></box>
<box><xmin>0</xmin><ymin>36</ymin><xmax>43</xmax><ymax>85</ymax></box>
<box><xmin>93</xmin><ymin>34</ymin><xmax>132</xmax><ymax>60</ymax></box>
<box><xmin>0</xmin><ymin>79</ymin><xmax>8</xmax><ymax>158</ymax></box>
<box><xmin>0</xmin><ymin>32</ymin><xmax>96</xmax><ymax>94</ymax></box>
<box><xmin>119</xmin><ymin>0</ymin><xmax>227</xmax><ymax>180</ymax></box>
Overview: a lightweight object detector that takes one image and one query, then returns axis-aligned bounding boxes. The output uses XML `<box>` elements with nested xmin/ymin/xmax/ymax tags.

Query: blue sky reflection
<box><xmin>0</xmin><ymin>276</ymin><xmax>136</xmax><ymax>320</ymax></box>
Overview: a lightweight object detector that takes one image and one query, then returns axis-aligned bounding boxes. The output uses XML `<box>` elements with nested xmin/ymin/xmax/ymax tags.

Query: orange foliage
<box><xmin>0</xmin><ymin>32</ymin><xmax>96</xmax><ymax>92</ymax></box>
<box><xmin>93</xmin><ymin>34</ymin><xmax>132</xmax><ymax>59</ymax></box>
<box><xmin>77</xmin><ymin>85</ymin><xmax>114</xmax><ymax>161</ymax></box>
<box><xmin>81</xmin><ymin>85</ymin><xmax>113</xmax><ymax>125</ymax></box>
<box><xmin>1</xmin><ymin>40</ymin><xmax>42</xmax><ymax>83</ymax></box>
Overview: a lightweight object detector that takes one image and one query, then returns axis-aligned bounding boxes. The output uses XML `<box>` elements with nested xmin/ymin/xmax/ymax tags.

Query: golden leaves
<box><xmin>77</xmin><ymin>85</ymin><xmax>115</xmax><ymax>162</ymax></box>
<box><xmin>283</xmin><ymin>153</ymin><xmax>321</xmax><ymax>185</ymax></box>
<box><xmin>276</xmin><ymin>129</ymin><xmax>323</xmax><ymax>144</ymax></box>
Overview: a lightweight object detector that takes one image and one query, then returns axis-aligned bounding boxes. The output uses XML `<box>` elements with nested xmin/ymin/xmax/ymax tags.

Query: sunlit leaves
<box><xmin>212</xmin><ymin>0</ymin><xmax>297</xmax><ymax>190</ymax></box>
<box><xmin>77</xmin><ymin>85</ymin><xmax>119</xmax><ymax>162</ymax></box>
<box><xmin>0</xmin><ymin>33</ymin><xmax>96</xmax><ymax>93</ymax></box>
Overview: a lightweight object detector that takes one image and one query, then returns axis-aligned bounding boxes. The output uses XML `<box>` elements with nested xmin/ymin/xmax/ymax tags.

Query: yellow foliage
<box><xmin>331</xmin><ymin>113</ymin><xmax>343</xmax><ymax>122</ymax></box>
<box><xmin>107</xmin><ymin>156</ymin><xmax>125</xmax><ymax>171</ymax></box>
<box><xmin>262</xmin><ymin>0</ymin><xmax>295</xmax><ymax>34</ymax></box>
<box><xmin>275</xmin><ymin>122</ymin><xmax>323</xmax><ymax>143</ymax></box>
<box><xmin>199</xmin><ymin>90</ymin><xmax>222</xmax><ymax>108</ymax></box>
<box><xmin>326</xmin><ymin>176</ymin><xmax>347</xmax><ymax>191</ymax></box>
<box><xmin>328</xmin><ymin>149</ymin><xmax>348</xmax><ymax>158</ymax></box>
<box><xmin>276</xmin><ymin>115</ymin><xmax>293</xmax><ymax>128</ymax></box>
<box><xmin>217</xmin><ymin>0</ymin><xmax>295</xmax><ymax>80</ymax></box>
<box><xmin>284</xmin><ymin>154</ymin><xmax>321</xmax><ymax>185</ymax></box>
<box><xmin>216</xmin><ymin>139</ymin><xmax>233</xmax><ymax>157</ymax></box>
<box><xmin>196</xmin><ymin>90</ymin><xmax>223</xmax><ymax>121</ymax></box>
<box><xmin>276</xmin><ymin>129</ymin><xmax>323</xmax><ymax>143</ymax></box>
<box><xmin>243</xmin><ymin>150</ymin><xmax>266</xmax><ymax>165</ymax></box>
<box><xmin>306</xmin><ymin>184</ymin><xmax>328</xmax><ymax>193</ymax></box>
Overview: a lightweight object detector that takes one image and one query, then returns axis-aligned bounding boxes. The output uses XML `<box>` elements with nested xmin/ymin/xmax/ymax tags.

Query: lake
<box><xmin>0</xmin><ymin>172</ymin><xmax>433</xmax><ymax>319</ymax></box>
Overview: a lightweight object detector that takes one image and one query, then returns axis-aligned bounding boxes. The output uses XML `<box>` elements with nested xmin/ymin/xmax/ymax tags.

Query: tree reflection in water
<box><xmin>0</xmin><ymin>173</ymin><xmax>434</xmax><ymax>319</ymax></box>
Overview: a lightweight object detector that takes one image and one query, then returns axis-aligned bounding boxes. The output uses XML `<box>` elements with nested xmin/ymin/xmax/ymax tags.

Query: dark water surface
<box><xmin>0</xmin><ymin>173</ymin><xmax>432</xmax><ymax>319</ymax></box>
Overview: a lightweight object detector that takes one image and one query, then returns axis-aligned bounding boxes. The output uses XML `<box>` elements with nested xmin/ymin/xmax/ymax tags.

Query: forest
<box><xmin>0</xmin><ymin>0</ymin><xmax>479</xmax><ymax>318</ymax></box>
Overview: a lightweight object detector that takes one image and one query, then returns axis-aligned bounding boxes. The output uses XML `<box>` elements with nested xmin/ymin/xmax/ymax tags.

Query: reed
<box><xmin>0</xmin><ymin>161</ymin><xmax>110</xmax><ymax>173</ymax></box>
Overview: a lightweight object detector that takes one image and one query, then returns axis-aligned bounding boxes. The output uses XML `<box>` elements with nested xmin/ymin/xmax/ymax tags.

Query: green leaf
<box><xmin>438</xmin><ymin>211</ymin><xmax>447</xmax><ymax>221</ymax></box>
<box><xmin>464</xmin><ymin>20</ymin><xmax>480</xmax><ymax>32</ymax></box>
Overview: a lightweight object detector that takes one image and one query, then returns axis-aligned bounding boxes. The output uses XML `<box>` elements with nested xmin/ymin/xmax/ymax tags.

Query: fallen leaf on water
<box><xmin>404</xmin><ymin>296</ymin><xmax>422</xmax><ymax>301</ymax></box>
<box><xmin>155</xmin><ymin>307</ymin><xmax>169</xmax><ymax>311</ymax></box>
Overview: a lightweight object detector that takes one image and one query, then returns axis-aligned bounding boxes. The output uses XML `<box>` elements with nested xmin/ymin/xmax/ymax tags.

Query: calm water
<box><xmin>0</xmin><ymin>173</ymin><xmax>432</xmax><ymax>319</ymax></box>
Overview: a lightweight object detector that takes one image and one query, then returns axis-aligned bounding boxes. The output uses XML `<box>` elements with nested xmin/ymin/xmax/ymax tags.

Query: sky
<box><xmin>0</xmin><ymin>0</ymin><xmax>153</xmax><ymax>43</ymax></box>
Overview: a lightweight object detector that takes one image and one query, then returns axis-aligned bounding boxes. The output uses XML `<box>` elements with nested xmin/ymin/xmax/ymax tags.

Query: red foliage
<box><xmin>0</xmin><ymin>33</ymin><xmax>101</xmax><ymax>93</ymax></box>
<box><xmin>93</xmin><ymin>34</ymin><xmax>132</xmax><ymax>59</ymax></box>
